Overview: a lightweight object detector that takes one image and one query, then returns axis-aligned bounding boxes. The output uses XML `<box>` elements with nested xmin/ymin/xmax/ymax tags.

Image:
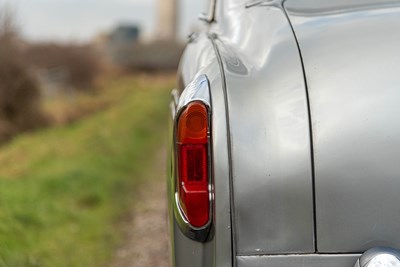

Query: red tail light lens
<box><xmin>177</xmin><ymin>101</ymin><xmax>210</xmax><ymax>228</ymax></box>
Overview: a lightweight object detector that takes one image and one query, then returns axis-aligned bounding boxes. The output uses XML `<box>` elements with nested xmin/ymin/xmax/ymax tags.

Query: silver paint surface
<box><xmin>172</xmin><ymin>220</ymin><xmax>213</xmax><ymax>267</ymax></box>
<box><xmin>285</xmin><ymin>0</ymin><xmax>400</xmax><ymax>253</ymax></box>
<box><xmin>212</xmin><ymin>0</ymin><xmax>314</xmax><ymax>255</ymax></box>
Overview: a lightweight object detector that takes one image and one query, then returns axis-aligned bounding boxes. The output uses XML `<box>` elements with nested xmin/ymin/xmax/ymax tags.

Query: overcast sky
<box><xmin>0</xmin><ymin>0</ymin><xmax>206</xmax><ymax>42</ymax></box>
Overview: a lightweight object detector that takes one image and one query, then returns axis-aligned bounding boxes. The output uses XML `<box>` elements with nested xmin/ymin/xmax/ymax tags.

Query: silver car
<box><xmin>167</xmin><ymin>0</ymin><xmax>400</xmax><ymax>266</ymax></box>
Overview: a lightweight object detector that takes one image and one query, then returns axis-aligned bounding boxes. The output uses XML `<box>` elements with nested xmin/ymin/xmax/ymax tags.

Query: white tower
<box><xmin>157</xmin><ymin>0</ymin><xmax>178</xmax><ymax>41</ymax></box>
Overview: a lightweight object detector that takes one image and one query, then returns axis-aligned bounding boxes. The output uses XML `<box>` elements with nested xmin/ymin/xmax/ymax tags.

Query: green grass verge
<box><xmin>0</xmin><ymin>75</ymin><xmax>172</xmax><ymax>267</ymax></box>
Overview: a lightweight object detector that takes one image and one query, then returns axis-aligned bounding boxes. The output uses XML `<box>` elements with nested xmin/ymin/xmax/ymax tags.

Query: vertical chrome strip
<box><xmin>208</xmin><ymin>33</ymin><xmax>237</xmax><ymax>267</ymax></box>
<box><xmin>199</xmin><ymin>0</ymin><xmax>217</xmax><ymax>23</ymax></box>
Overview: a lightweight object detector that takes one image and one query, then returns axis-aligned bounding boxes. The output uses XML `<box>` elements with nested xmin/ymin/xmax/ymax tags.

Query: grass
<box><xmin>0</xmin><ymin>74</ymin><xmax>173</xmax><ymax>267</ymax></box>
<box><xmin>42</xmin><ymin>75</ymin><xmax>136</xmax><ymax>126</ymax></box>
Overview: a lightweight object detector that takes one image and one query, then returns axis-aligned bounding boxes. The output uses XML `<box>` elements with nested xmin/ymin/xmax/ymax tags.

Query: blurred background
<box><xmin>0</xmin><ymin>0</ymin><xmax>204</xmax><ymax>266</ymax></box>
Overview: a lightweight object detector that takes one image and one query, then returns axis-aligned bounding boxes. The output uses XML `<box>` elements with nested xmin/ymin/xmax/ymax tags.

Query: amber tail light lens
<box><xmin>177</xmin><ymin>101</ymin><xmax>210</xmax><ymax>228</ymax></box>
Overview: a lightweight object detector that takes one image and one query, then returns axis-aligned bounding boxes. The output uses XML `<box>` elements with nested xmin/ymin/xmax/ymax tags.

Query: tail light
<box><xmin>176</xmin><ymin>101</ymin><xmax>210</xmax><ymax>228</ymax></box>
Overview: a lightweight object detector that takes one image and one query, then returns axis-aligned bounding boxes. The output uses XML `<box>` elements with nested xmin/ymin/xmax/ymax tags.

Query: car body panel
<box><xmin>211</xmin><ymin>0</ymin><xmax>314</xmax><ymax>255</ymax></box>
<box><xmin>285</xmin><ymin>0</ymin><xmax>400</xmax><ymax>253</ymax></box>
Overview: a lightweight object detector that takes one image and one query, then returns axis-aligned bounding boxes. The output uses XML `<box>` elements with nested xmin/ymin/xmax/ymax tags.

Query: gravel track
<box><xmin>109</xmin><ymin>150</ymin><xmax>171</xmax><ymax>267</ymax></box>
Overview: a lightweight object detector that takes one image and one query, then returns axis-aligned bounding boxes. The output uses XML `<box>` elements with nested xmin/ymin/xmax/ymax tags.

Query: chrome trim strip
<box><xmin>170</xmin><ymin>89</ymin><xmax>179</xmax><ymax>119</ymax></box>
<box><xmin>171</xmin><ymin>89</ymin><xmax>179</xmax><ymax>107</ymax></box>
<box><xmin>245</xmin><ymin>0</ymin><xmax>282</xmax><ymax>9</ymax></box>
<box><xmin>177</xmin><ymin>75</ymin><xmax>211</xmax><ymax>110</ymax></box>
<box><xmin>237</xmin><ymin>254</ymin><xmax>361</xmax><ymax>267</ymax></box>
<box><xmin>208</xmin><ymin>33</ymin><xmax>238</xmax><ymax>267</ymax></box>
<box><xmin>198</xmin><ymin>0</ymin><xmax>217</xmax><ymax>23</ymax></box>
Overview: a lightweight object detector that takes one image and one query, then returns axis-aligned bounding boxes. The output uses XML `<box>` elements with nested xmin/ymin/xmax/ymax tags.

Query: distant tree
<box><xmin>0</xmin><ymin>4</ymin><xmax>47</xmax><ymax>142</ymax></box>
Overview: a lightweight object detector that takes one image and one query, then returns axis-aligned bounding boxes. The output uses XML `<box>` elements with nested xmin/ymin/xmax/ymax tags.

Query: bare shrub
<box><xmin>24</xmin><ymin>43</ymin><xmax>103</xmax><ymax>90</ymax></box>
<box><xmin>0</xmin><ymin>4</ymin><xmax>48</xmax><ymax>142</ymax></box>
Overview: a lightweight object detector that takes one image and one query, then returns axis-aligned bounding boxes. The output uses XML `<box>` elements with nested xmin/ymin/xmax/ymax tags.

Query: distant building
<box><xmin>110</xmin><ymin>25</ymin><xmax>140</xmax><ymax>45</ymax></box>
<box><xmin>107</xmin><ymin>24</ymin><xmax>141</xmax><ymax>63</ymax></box>
<box><xmin>157</xmin><ymin>0</ymin><xmax>178</xmax><ymax>41</ymax></box>
<box><xmin>102</xmin><ymin>17</ymin><xmax>184</xmax><ymax>70</ymax></box>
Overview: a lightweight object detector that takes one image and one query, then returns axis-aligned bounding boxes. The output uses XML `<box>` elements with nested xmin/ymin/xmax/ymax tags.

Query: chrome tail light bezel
<box><xmin>172</xmin><ymin>74</ymin><xmax>214</xmax><ymax>242</ymax></box>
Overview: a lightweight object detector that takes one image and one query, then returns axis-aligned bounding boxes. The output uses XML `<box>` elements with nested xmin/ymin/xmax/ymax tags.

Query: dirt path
<box><xmin>108</xmin><ymin>149</ymin><xmax>171</xmax><ymax>267</ymax></box>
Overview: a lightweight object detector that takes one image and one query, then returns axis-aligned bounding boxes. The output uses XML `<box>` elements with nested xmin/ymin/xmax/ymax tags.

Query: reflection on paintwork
<box><xmin>213</xmin><ymin>38</ymin><xmax>248</xmax><ymax>76</ymax></box>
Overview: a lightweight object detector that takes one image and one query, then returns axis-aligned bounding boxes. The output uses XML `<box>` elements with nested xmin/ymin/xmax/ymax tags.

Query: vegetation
<box><xmin>0</xmin><ymin>75</ymin><xmax>173</xmax><ymax>267</ymax></box>
<box><xmin>24</xmin><ymin>43</ymin><xmax>103</xmax><ymax>90</ymax></box>
<box><xmin>0</xmin><ymin>3</ymin><xmax>106</xmax><ymax>144</ymax></box>
<box><xmin>0</xmin><ymin>4</ymin><xmax>48</xmax><ymax>142</ymax></box>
